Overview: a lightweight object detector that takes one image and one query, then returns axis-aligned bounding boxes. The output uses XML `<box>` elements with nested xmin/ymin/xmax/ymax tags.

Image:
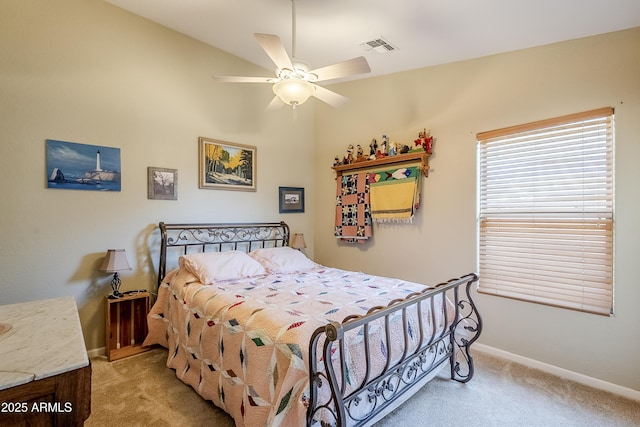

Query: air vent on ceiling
<box><xmin>360</xmin><ymin>37</ymin><xmax>398</xmax><ymax>54</ymax></box>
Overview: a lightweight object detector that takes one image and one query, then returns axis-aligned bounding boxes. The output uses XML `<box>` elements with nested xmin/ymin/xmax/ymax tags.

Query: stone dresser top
<box><xmin>0</xmin><ymin>296</ymin><xmax>89</xmax><ymax>390</ymax></box>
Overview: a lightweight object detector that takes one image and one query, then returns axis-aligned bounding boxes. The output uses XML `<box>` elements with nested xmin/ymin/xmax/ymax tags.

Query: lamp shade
<box><xmin>273</xmin><ymin>79</ymin><xmax>315</xmax><ymax>106</ymax></box>
<box><xmin>99</xmin><ymin>249</ymin><xmax>131</xmax><ymax>273</ymax></box>
<box><xmin>291</xmin><ymin>233</ymin><xmax>307</xmax><ymax>250</ymax></box>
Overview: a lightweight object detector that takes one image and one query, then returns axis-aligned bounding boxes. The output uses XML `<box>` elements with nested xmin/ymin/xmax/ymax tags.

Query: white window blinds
<box><xmin>477</xmin><ymin>107</ymin><xmax>614</xmax><ymax>316</ymax></box>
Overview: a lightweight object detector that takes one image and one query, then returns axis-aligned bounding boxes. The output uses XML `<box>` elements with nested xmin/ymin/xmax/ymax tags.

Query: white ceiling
<box><xmin>104</xmin><ymin>0</ymin><xmax>640</xmax><ymax>83</ymax></box>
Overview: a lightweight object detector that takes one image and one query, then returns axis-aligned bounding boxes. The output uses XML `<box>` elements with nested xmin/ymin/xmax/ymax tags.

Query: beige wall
<box><xmin>0</xmin><ymin>0</ymin><xmax>315</xmax><ymax>350</ymax></box>
<box><xmin>314</xmin><ymin>28</ymin><xmax>640</xmax><ymax>391</ymax></box>
<box><xmin>2</xmin><ymin>0</ymin><xmax>639</xmax><ymax>394</ymax></box>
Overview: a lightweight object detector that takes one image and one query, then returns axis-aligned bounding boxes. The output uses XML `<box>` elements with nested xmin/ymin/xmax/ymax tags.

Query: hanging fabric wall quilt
<box><xmin>369</xmin><ymin>166</ymin><xmax>421</xmax><ymax>223</ymax></box>
<box><xmin>334</xmin><ymin>173</ymin><xmax>372</xmax><ymax>243</ymax></box>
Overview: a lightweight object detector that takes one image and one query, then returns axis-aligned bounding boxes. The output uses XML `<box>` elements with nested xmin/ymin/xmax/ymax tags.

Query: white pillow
<box><xmin>179</xmin><ymin>250</ymin><xmax>266</xmax><ymax>284</ymax></box>
<box><xmin>249</xmin><ymin>246</ymin><xmax>318</xmax><ymax>274</ymax></box>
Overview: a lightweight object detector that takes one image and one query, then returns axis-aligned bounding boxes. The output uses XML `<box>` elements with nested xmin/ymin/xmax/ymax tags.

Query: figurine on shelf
<box><xmin>333</xmin><ymin>156</ymin><xmax>342</xmax><ymax>167</ymax></box>
<box><xmin>414</xmin><ymin>128</ymin><xmax>434</xmax><ymax>153</ymax></box>
<box><xmin>389</xmin><ymin>140</ymin><xmax>398</xmax><ymax>156</ymax></box>
<box><xmin>399</xmin><ymin>144</ymin><xmax>410</xmax><ymax>154</ymax></box>
<box><xmin>355</xmin><ymin>144</ymin><xmax>367</xmax><ymax>162</ymax></box>
<box><xmin>369</xmin><ymin>138</ymin><xmax>378</xmax><ymax>160</ymax></box>
<box><xmin>343</xmin><ymin>144</ymin><xmax>354</xmax><ymax>164</ymax></box>
<box><xmin>380</xmin><ymin>135</ymin><xmax>389</xmax><ymax>155</ymax></box>
<box><xmin>373</xmin><ymin>135</ymin><xmax>388</xmax><ymax>159</ymax></box>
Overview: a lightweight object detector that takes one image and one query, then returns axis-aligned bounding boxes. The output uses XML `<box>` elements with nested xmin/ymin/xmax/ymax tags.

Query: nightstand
<box><xmin>105</xmin><ymin>291</ymin><xmax>151</xmax><ymax>361</ymax></box>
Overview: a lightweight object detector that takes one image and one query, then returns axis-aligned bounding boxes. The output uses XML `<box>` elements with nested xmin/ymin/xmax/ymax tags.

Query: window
<box><xmin>477</xmin><ymin>107</ymin><xmax>614</xmax><ymax>316</ymax></box>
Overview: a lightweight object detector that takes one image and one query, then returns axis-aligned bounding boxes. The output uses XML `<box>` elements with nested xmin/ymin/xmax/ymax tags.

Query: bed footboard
<box><xmin>307</xmin><ymin>273</ymin><xmax>481</xmax><ymax>427</ymax></box>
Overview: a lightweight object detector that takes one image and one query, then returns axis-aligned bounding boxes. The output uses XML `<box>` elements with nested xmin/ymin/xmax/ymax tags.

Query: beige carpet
<box><xmin>85</xmin><ymin>347</ymin><xmax>640</xmax><ymax>426</ymax></box>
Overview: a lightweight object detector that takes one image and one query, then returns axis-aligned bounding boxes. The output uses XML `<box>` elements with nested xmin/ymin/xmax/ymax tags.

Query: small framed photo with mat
<box><xmin>148</xmin><ymin>167</ymin><xmax>177</xmax><ymax>200</ymax></box>
<box><xmin>279</xmin><ymin>187</ymin><xmax>304</xmax><ymax>213</ymax></box>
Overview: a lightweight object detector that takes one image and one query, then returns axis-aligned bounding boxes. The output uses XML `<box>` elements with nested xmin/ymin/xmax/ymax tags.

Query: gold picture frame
<box><xmin>198</xmin><ymin>137</ymin><xmax>257</xmax><ymax>191</ymax></box>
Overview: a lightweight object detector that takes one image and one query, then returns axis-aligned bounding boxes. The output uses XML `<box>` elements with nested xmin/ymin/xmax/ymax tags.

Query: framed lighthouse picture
<box><xmin>46</xmin><ymin>139</ymin><xmax>122</xmax><ymax>191</ymax></box>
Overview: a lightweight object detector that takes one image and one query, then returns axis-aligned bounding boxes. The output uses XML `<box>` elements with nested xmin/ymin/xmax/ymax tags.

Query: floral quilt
<box><xmin>144</xmin><ymin>266</ymin><xmax>450</xmax><ymax>427</ymax></box>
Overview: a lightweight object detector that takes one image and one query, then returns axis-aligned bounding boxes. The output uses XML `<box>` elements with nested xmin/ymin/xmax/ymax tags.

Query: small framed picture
<box><xmin>279</xmin><ymin>187</ymin><xmax>305</xmax><ymax>213</ymax></box>
<box><xmin>199</xmin><ymin>137</ymin><xmax>257</xmax><ymax>191</ymax></box>
<box><xmin>148</xmin><ymin>167</ymin><xmax>177</xmax><ymax>200</ymax></box>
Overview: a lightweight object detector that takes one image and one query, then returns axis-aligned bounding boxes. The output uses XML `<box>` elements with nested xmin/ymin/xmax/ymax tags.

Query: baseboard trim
<box><xmin>88</xmin><ymin>346</ymin><xmax>106</xmax><ymax>358</ymax></box>
<box><xmin>474</xmin><ymin>343</ymin><xmax>640</xmax><ymax>402</ymax></box>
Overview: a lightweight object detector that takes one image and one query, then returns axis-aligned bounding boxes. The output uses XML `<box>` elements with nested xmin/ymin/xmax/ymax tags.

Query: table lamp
<box><xmin>291</xmin><ymin>233</ymin><xmax>307</xmax><ymax>251</ymax></box>
<box><xmin>100</xmin><ymin>249</ymin><xmax>131</xmax><ymax>299</ymax></box>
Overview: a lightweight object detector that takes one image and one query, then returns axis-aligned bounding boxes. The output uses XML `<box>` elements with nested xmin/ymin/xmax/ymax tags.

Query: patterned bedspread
<box><xmin>144</xmin><ymin>266</ymin><xmax>451</xmax><ymax>427</ymax></box>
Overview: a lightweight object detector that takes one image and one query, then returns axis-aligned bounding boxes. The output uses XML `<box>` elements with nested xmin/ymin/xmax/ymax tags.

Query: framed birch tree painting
<box><xmin>198</xmin><ymin>137</ymin><xmax>257</xmax><ymax>191</ymax></box>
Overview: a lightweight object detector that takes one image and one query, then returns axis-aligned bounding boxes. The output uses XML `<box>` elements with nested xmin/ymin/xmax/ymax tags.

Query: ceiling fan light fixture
<box><xmin>213</xmin><ymin>0</ymin><xmax>370</xmax><ymax>109</ymax></box>
<box><xmin>273</xmin><ymin>78</ymin><xmax>315</xmax><ymax>106</ymax></box>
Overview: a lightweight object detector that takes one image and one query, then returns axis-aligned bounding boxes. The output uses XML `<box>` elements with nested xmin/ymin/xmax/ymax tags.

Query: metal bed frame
<box><xmin>156</xmin><ymin>221</ymin><xmax>482</xmax><ymax>427</ymax></box>
<box><xmin>158</xmin><ymin>221</ymin><xmax>290</xmax><ymax>287</ymax></box>
<box><xmin>308</xmin><ymin>274</ymin><xmax>481</xmax><ymax>426</ymax></box>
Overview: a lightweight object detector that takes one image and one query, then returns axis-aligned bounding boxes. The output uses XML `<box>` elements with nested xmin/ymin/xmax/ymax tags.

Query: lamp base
<box><xmin>109</xmin><ymin>273</ymin><xmax>123</xmax><ymax>299</ymax></box>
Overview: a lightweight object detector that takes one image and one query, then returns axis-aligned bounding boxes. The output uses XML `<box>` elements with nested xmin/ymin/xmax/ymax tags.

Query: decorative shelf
<box><xmin>332</xmin><ymin>151</ymin><xmax>431</xmax><ymax>178</ymax></box>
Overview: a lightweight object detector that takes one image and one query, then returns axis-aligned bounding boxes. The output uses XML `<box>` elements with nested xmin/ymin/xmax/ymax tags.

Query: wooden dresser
<box><xmin>0</xmin><ymin>296</ymin><xmax>91</xmax><ymax>426</ymax></box>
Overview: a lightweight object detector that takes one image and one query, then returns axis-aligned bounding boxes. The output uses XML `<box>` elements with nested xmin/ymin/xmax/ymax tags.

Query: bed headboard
<box><xmin>157</xmin><ymin>221</ymin><xmax>290</xmax><ymax>286</ymax></box>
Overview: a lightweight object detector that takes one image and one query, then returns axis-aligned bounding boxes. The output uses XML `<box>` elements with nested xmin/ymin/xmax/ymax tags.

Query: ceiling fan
<box><xmin>213</xmin><ymin>0</ymin><xmax>371</xmax><ymax>109</ymax></box>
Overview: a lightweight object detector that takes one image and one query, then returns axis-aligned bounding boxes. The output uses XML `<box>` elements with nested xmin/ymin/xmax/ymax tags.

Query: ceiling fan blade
<box><xmin>311</xmin><ymin>84</ymin><xmax>350</xmax><ymax>108</ymax></box>
<box><xmin>309</xmin><ymin>56</ymin><xmax>371</xmax><ymax>82</ymax></box>
<box><xmin>213</xmin><ymin>75</ymin><xmax>275</xmax><ymax>83</ymax></box>
<box><xmin>266</xmin><ymin>96</ymin><xmax>286</xmax><ymax>110</ymax></box>
<box><xmin>254</xmin><ymin>33</ymin><xmax>294</xmax><ymax>71</ymax></box>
